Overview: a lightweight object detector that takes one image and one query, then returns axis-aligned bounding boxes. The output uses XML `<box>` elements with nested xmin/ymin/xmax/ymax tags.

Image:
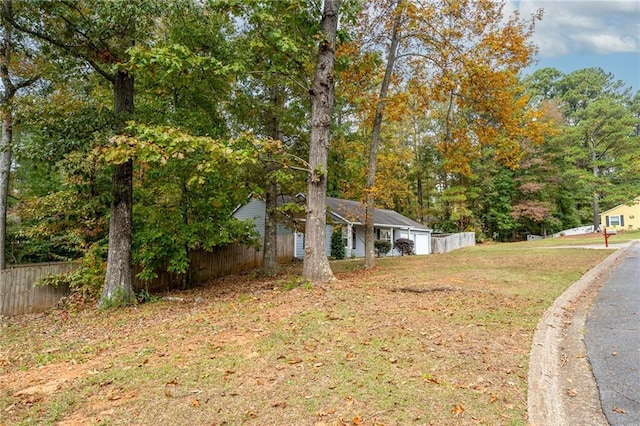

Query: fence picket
<box><xmin>431</xmin><ymin>232</ymin><xmax>476</xmax><ymax>254</ymax></box>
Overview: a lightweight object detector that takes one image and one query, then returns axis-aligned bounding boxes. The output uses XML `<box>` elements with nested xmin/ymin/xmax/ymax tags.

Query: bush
<box><xmin>36</xmin><ymin>242</ymin><xmax>106</xmax><ymax>298</ymax></box>
<box><xmin>331</xmin><ymin>228</ymin><xmax>345</xmax><ymax>260</ymax></box>
<box><xmin>393</xmin><ymin>238</ymin><xmax>414</xmax><ymax>256</ymax></box>
<box><xmin>374</xmin><ymin>239</ymin><xmax>392</xmax><ymax>257</ymax></box>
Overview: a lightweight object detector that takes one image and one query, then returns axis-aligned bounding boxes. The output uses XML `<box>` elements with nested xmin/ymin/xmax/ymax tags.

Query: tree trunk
<box><xmin>262</xmin><ymin>177</ymin><xmax>279</xmax><ymax>276</ymax></box>
<box><xmin>591</xmin><ymin>148</ymin><xmax>600</xmax><ymax>230</ymax></box>
<box><xmin>0</xmin><ymin>0</ymin><xmax>13</xmax><ymax>270</ymax></box>
<box><xmin>302</xmin><ymin>0</ymin><xmax>341</xmax><ymax>284</ymax></box>
<box><xmin>417</xmin><ymin>174</ymin><xmax>424</xmax><ymax>222</ymax></box>
<box><xmin>262</xmin><ymin>86</ymin><xmax>282</xmax><ymax>277</ymax></box>
<box><xmin>363</xmin><ymin>0</ymin><xmax>402</xmax><ymax>269</ymax></box>
<box><xmin>0</xmin><ymin>112</ymin><xmax>11</xmax><ymax>269</ymax></box>
<box><xmin>100</xmin><ymin>70</ymin><xmax>135</xmax><ymax>307</ymax></box>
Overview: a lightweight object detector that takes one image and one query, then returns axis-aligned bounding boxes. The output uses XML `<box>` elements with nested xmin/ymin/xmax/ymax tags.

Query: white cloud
<box><xmin>507</xmin><ymin>0</ymin><xmax>640</xmax><ymax>57</ymax></box>
<box><xmin>571</xmin><ymin>33</ymin><xmax>638</xmax><ymax>54</ymax></box>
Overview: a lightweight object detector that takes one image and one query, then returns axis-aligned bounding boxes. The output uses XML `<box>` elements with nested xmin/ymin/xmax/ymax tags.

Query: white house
<box><xmin>233</xmin><ymin>195</ymin><xmax>432</xmax><ymax>258</ymax></box>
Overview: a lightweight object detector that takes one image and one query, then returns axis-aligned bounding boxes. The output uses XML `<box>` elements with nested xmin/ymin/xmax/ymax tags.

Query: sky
<box><xmin>505</xmin><ymin>0</ymin><xmax>640</xmax><ymax>92</ymax></box>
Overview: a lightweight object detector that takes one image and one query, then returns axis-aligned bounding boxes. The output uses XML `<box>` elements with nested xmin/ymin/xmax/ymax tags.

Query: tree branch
<box><xmin>4</xmin><ymin>13</ymin><xmax>115</xmax><ymax>83</ymax></box>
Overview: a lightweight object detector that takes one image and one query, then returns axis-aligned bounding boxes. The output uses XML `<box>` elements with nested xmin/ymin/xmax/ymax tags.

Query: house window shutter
<box><xmin>621</xmin><ymin>215</ymin><xmax>624</xmax><ymax>226</ymax></box>
<box><xmin>606</xmin><ymin>216</ymin><xmax>610</xmax><ymax>226</ymax></box>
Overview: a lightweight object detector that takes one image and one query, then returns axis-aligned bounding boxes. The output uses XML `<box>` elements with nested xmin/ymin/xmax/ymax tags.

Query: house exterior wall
<box><xmin>600</xmin><ymin>200</ymin><xmax>640</xmax><ymax>231</ymax></box>
<box><xmin>295</xmin><ymin>232</ymin><xmax>305</xmax><ymax>259</ymax></box>
<box><xmin>352</xmin><ymin>226</ymin><xmax>366</xmax><ymax>257</ymax></box>
<box><xmin>293</xmin><ymin>225</ymin><xmax>333</xmax><ymax>259</ymax></box>
<box><xmin>233</xmin><ymin>198</ymin><xmax>292</xmax><ymax>237</ymax></box>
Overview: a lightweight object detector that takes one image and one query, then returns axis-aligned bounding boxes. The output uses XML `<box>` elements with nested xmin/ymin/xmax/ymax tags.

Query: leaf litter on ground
<box><xmin>0</xmin><ymin>237</ymin><xmax>616</xmax><ymax>425</ymax></box>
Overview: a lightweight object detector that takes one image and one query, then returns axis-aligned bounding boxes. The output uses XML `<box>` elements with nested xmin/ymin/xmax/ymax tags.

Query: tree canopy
<box><xmin>2</xmin><ymin>0</ymin><xmax>639</xmax><ymax>300</ymax></box>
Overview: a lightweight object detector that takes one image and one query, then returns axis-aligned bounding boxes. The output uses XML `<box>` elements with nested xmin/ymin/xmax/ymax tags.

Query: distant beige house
<box><xmin>600</xmin><ymin>197</ymin><xmax>640</xmax><ymax>231</ymax></box>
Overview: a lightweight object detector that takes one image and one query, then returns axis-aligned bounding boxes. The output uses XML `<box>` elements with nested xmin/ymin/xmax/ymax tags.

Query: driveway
<box><xmin>585</xmin><ymin>243</ymin><xmax>640</xmax><ymax>425</ymax></box>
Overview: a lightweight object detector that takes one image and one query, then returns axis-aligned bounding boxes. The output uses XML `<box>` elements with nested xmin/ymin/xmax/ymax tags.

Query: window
<box><xmin>379</xmin><ymin>229</ymin><xmax>392</xmax><ymax>242</ymax></box>
<box><xmin>607</xmin><ymin>215</ymin><xmax>624</xmax><ymax>227</ymax></box>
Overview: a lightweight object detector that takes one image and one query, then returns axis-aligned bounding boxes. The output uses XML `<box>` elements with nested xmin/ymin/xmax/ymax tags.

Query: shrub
<box><xmin>393</xmin><ymin>238</ymin><xmax>414</xmax><ymax>255</ymax></box>
<box><xmin>374</xmin><ymin>239</ymin><xmax>392</xmax><ymax>257</ymax></box>
<box><xmin>330</xmin><ymin>228</ymin><xmax>345</xmax><ymax>260</ymax></box>
<box><xmin>36</xmin><ymin>242</ymin><xmax>106</xmax><ymax>298</ymax></box>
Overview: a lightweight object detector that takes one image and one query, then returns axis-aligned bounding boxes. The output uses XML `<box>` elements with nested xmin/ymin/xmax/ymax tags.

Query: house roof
<box><xmin>325</xmin><ymin>197</ymin><xmax>430</xmax><ymax>230</ymax></box>
<box><xmin>266</xmin><ymin>194</ymin><xmax>430</xmax><ymax>231</ymax></box>
<box><xmin>600</xmin><ymin>196</ymin><xmax>640</xmax><ymax>215</ymax></box>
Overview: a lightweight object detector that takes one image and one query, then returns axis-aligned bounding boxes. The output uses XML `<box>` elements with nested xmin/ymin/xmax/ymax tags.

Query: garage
<box><xmin>413</xmin><ymin>232</ymin><xmax>431</xmax><ymax>255</ymax></box>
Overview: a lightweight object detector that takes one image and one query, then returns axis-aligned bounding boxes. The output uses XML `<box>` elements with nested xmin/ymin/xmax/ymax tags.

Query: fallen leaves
<box><xmin>164</xmin><ymin>379</ymin><xmax>179</xmax><ymax>398</ymax></box>
<box><xmin>451</xmin><ymin>404</ymin><xmax>465</xmax><ymax>417</ymax></box>
<box><xmin>612</xmin><ymin>406</ymin><xmax>628</xmax><ymax>414</ymax></box>
<box><xmin>271</xmin><ymin>401</ymin><xmax>286</xmax><ymax>409</ymax></box>
<box><xmin>424</xmin><ymin>374</ymin><xmax>442</xmax><ymax>385</ymax></box>
<box><xmin>5</xmin><ymin>250</ymin><xmax>586</xmax><ymax>425</ymax></box>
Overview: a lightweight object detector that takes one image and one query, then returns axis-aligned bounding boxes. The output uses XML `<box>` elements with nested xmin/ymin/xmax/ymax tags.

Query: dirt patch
<box><xmin>392</xmin><ymin>285</ymin><xmax>461</xmax><ymax>293</ymax></box>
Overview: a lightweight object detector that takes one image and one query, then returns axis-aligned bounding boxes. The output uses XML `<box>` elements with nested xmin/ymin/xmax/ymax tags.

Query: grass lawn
<box><xmin>1</xmin><ymin>232</ymin><xmax>633</xmax><ymax>425</ymax></box>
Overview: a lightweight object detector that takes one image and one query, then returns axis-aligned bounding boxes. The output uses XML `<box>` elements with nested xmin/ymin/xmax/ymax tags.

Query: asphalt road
<box><xmin>586</xmin><ymin>243</ymin><xmax>640</xmax><ymax>425</ymax></box>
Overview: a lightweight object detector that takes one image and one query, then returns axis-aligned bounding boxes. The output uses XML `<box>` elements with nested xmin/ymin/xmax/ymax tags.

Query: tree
<box><xmin>102</xmin><ymin>125</ymin><xmax>260</xmax><ymax>283</ymax></box>
<box><xmin>363</xmin><ymin>0</ymin><xmax>403</xmax><ymax>269</ymax></box>
<box><xmin>526</xmin><ymin>68</ymin><xmax>640</xmax><ymax>229</ymax></box>
<box><xmin>340</xmin><ymin>0</ymin><xmax>545</xmax><ymax>245</ymax></box>
<box><xmin>0</xmin><ymin>0</ymin><xmax>37</xmax><ymax>269</ymax></box>
<box><xmin>302</xmin><ymin>0</ymin><xmax>341</xmax><ymax>284</ymax></box>
<box><xmin>7</xmin><ymin>0</ymin><xmax>159</xmax><ymax>306</ymax></box>
<box><xmin>228</xmin><ymin>0</ymin><xmax>319</xmax><ymax>277</ymax></box>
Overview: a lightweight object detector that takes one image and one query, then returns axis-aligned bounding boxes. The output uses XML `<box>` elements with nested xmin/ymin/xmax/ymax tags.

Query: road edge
<box><xmin>527</xmin><ymin>244</ymin><xmax>635</xmax><ymax>426</ymax></box>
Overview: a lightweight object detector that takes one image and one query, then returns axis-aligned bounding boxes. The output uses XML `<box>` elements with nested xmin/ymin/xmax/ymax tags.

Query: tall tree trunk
<box><xmin>262</xmin><ymin>86</ymin><xmax>282</xmax><ymax>277</ymax></box>
<box><xmin>100</xmin><ymin>70</ymin><xmax>134</xmax><ymax>307</ymax></box>
<box><xmin>413</xmin><ymin>117</ymin><xmax>424</xmax><ymax>223</ymax></box>
<box><xmin>363</xmin><ymin>0</ymin><xmax>402</xmax><ymax>269</ymax></box>
<box><xmin>417</xmin><ymin>174</ymin><xmax>424</xmax><ymax>222</ymax></box>
<box><xmin>0</xmin><ymin>111</ymin><xmax>11</xmax><ymax>269</ymax></box>
<box><xmin>302</xmin><ymin>0</ymin><xmax>341</xmax><ymax>284</ymax></box>
<box><xmin>591</xmin><ymin>150</ymin><xmax>600</xmax><ymax>230</ymax></box>
<box><xmin>0</xmin><ymin>0</ymin><xmax>21</xmax><ymax>269</ymax></box>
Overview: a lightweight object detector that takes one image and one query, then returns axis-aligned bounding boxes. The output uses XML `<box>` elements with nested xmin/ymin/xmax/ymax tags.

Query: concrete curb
<box><xmin>527</xmin><ymin>243</ymin><xmax>636</xmax><ymax>425</ymax></box>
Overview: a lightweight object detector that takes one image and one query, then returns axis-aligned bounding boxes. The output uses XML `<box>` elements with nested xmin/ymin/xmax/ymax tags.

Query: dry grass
<box><xmin>0</xmin><ymin>236</ymin><xmax>621</xmax><ymax>425</ymax></box>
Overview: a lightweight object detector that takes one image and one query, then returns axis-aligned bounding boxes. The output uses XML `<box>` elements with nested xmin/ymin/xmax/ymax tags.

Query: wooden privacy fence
<box><xmin>0</xmin><ymin>262</ymin><xmax>77</xmax><ymax>316</ymax></box>
<box><xmin>1</xmin><ymin>234</ymin><xmax>294</xmax><ymax>316</ymax></box>
<box><xmin>138</xmin><ymin>234</ymin><xmax>295</xmax><ymax>292</ymax></box>
<box><xmin>431</xmin><ymin>232</ymin><xmax>476</xmax><ymax>254</ymax></box>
